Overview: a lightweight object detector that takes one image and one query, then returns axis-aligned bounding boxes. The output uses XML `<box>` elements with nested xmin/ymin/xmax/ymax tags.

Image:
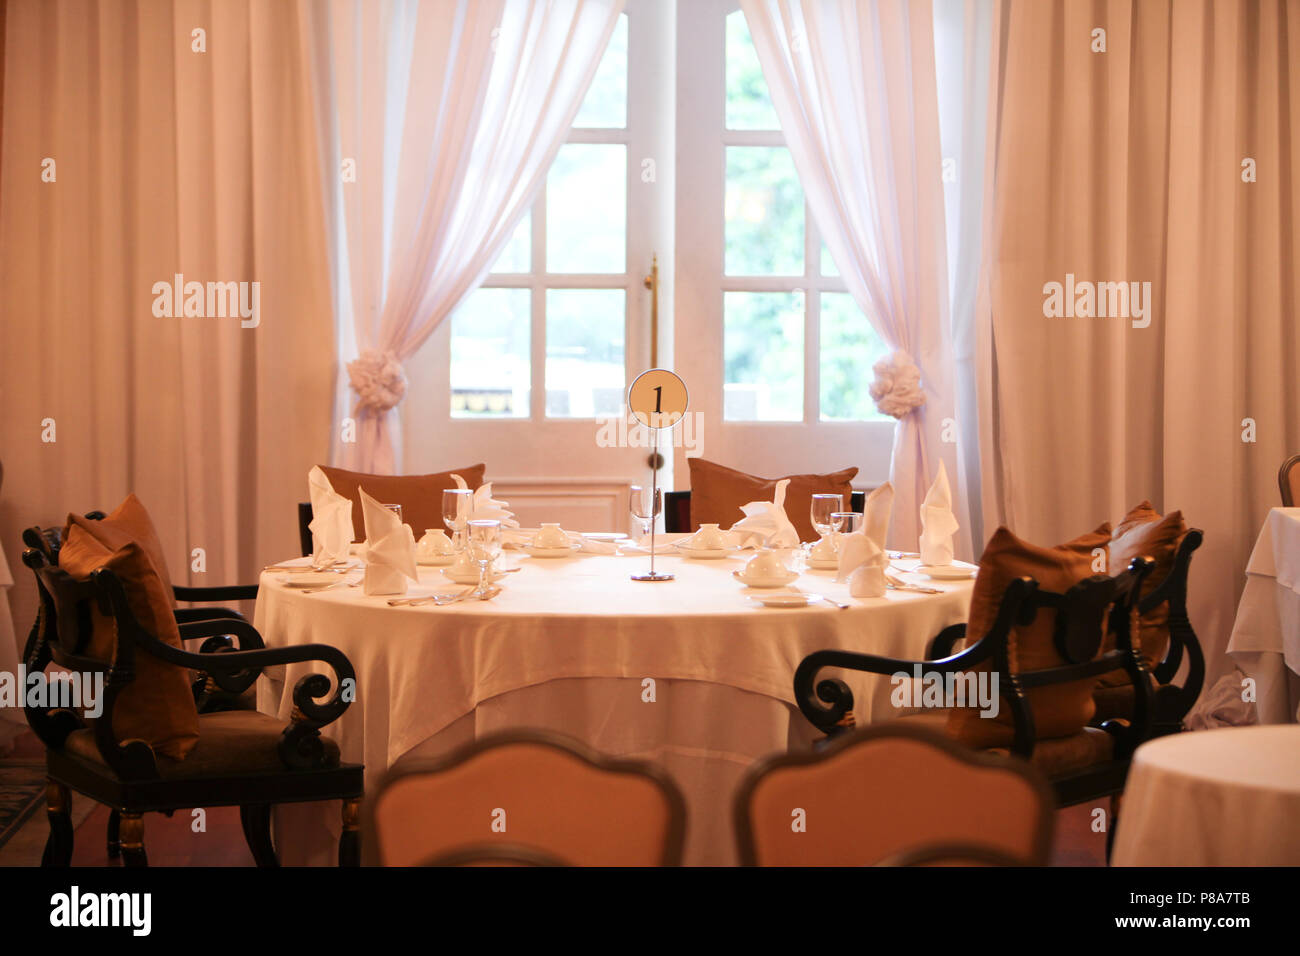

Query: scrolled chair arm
<box><xmin>173</xmin><ymin>583</ymin><xmax>259</xmax><ymax>603</ymax></box>
<box><xmin>91</xmin><ymin>568</ymin><xmax>356</xmax><ymax>771</ymax></box>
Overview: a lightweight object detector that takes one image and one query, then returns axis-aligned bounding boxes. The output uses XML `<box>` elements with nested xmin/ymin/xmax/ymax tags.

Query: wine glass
<box><xmin>466</xmin><ymin>519</ymin><xmax>501</xmax><ymax>599</ymax></box>
<box><xmin>831</xmin><ymin>511</ymin><xmax>862</xmax><ymax>551</ymax></box>
<box><xmin>442</xmin><ymin>489</ymin><xmax>474</xmax><ymax>553</ymax></box>
<box><xmin>382</xmin><ymin>503</ymin><xmax>403</xmax><ymax>523</ymax></box>
<box><xmin>810</xmin><ymin>494</ymin><xmax>844</xmax><ymax>540</ymax></box>
<box><xmin>630</xmin><ymin>485</ymin><xmax>662</xmax><ymax>540</ymax></box>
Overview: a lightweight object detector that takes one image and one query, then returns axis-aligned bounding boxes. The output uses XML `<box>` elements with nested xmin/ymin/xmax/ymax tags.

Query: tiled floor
<box><xmin>4</xmin><ymin>731</ymin><xmax>1108</xmax><ymax>866</ymax></box>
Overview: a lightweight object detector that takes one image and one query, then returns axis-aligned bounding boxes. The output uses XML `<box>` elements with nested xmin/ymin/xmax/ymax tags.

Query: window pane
<box><xmin>450</xmin><ymin>288</ymin><xmax>530</xmax><ymax>418</ymax></box>
<box><xmin>820</xmin><ymin>240</ymin><xmax>839</xmax><ymax>277</ymax></box>
<box><xmin>724</xmin><ymin>291</ymin><xmax>803</xmax><ymax>421</ymax></box>
<box><xmin>546</xmin><ymin>289</ymin><xmax>625</xmax><ymax>418</ymax></box>
<box><xmin>820</xmin><ymin>293</ymin><xmax>890</xmax><ymax>422</ymax></box>
<box><xmin>726</xmin><ymin>11</ymin><xmax>780</xmax><ymax>130</ymax></box>
<box><xmin>547</xmin><ymin>144</ymin><xmax>626</xmax><ymax>274</ymax></box>
<box><xmin>490</xmin><ymin>213</ymin><xmax>530</xmax><ymax>274</ymax></box>
<box><xmin>725</xmin><ymin>146</ymin><xmax>804</xmax><ymax>276</ymax></box>
<box><xmin>572</xmin><ymin>14</ymin><xmax>627</xmax><ymax>128</ymax></box>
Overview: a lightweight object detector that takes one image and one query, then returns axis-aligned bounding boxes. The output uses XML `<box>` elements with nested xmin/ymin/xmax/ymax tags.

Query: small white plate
<box><xmin>441</xmin><ymin>567</ymin><xmax>506</xmax><ymax>585</ymax></box>
<box><xmin>749</xmin><ymin>591</ymin><xmax>824</xmax><ymax>608</ymax></box>
<box><xmin>806</xmin><ymin>557</ymin><xmax>839</xmax><ymax>571</ymax></box>
<box><xmin>583</xmin><ymin>532</ymin><xmax>628</xmax><ymax>543</ymax></box>
<box><xmin>523</xmin><ymin>544</ymin><xmax>582</xmax><ymax>558</ymax></box>
<box><xmin>416</xmin><ymin>553</ymin><xmax>456</xmax><ymax>566</ymax></box>
<box><xmin>917</xmin><ymin>562</ymin><xmax>977</xmax><ymax>580</ymax></box>
<box><xmin>281</xmin><ymin>572</ymin><xmax>357</xmax><ymax>588</ymax></box>
<box><xmin>733</xmin><ymin>568</ymin><xmax>799</xmax><ymax>589</ymax></box>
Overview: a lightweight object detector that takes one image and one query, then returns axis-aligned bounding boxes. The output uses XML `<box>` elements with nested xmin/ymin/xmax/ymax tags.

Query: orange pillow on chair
<box><xmin>68</xmin><ymin>493</ymin><xmax>176</xmax><ymax>605</ymax></box>
<box><xmin>319</xmin><ymin>464</ymin><xmax>487</xmax><ymax>542</ymax></box>
<box><xmin>946</xmin><ymin>524</ymin><xmax>1112</xmax><ymax>749</ymax></box>
<box><xmin>686</xmin><ymin>458</ymin><xmax>858</xmax><ymax>543</ymax></box>
<box><xmin>58</xmin><ymin>525</ymin><xmax>200</xmax><ymax>761</ymax></box>
<box><xmin>1100</xmin><ymin>501</ymin><xmax>1187</xmax><ymax>686</ymax></box>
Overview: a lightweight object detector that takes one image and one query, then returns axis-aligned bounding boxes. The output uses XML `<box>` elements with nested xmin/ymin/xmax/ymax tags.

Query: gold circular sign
<box><xmin>628</xmin><ymin>369</ymin><xmax>689</xmax><ymax>429</ymax></box>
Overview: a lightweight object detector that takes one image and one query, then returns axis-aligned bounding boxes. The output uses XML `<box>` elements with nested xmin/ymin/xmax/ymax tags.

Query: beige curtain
<box><xmin>978</xmin><ymin>0</ymin><xmax>1300</xmax><ymax>699</ymax></box>
<box><xmin>0</xmin><ymin>0</ymin><xmax>335</xmax><ymax>637</ymax></box>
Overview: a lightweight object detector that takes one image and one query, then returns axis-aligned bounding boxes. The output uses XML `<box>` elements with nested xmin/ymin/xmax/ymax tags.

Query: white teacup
<box><xmin>532</xmin><ymin>523</ymin><xmax>569</xmax><ymax>549</ymax></box>
<box><xmin>809</xmin><ymin>536</ymin><xmax>837</xmax><ymax>561</ymax></box>
<box><xmin>692</xmin><ymin>523</ymin><xmax>727</xmax><ymax>550</ymax></box>
<box><xmin>417</xmin><ymin>529</ymin><xmax>455</xmax><ymax>556</ymax></box>
<box><xmin>743</xmin><ymin>550</ymin><xmax>791</xmax><ymax>581</ymax></box>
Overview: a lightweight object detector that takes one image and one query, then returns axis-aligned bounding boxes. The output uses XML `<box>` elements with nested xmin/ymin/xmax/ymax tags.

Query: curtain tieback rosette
<box><xmin>868</xmin><ymin>349</ymin><xmax>926</xmax><ymax>419</ymax></box>
<box><xmin>347</xmin><ymin>349</ymin><xmax>408</xmax><ymax>415</ymax></box>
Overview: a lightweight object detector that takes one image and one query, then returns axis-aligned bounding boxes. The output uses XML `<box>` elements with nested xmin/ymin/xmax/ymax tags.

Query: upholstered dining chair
<box><xmin>1280</xmin><ymin>454</ymin><xmax>1300</xmax><ymax>507</ymax></box>
<box><xmin>664</xmin><ymin>489</ymin><xmax>867</xmax><ymax>534</ymax></box>
<box><xmin>794</xmin><ymin>558</ymin><xmax>1156</xmax><ymax>815</ymax></box>
<box><xmin>363</xmin><ymin>730</ymin><xmax>686</xmax><ymax>866</ymax></box>
<box><xmin>733</xmin><ymin>723</ymin><xmax>1053</xmax><ymax>866</ymax></box>
<box><xmin>21</xmin><ymin>548</ymin><xmax>364</xmax><ymax>867</ymax></box>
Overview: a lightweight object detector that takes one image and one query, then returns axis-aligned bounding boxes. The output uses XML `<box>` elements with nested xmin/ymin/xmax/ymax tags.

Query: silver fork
<box><xmin>885</xmin><ymin>572</ymin><xmax>943</xmax><ymax>595</ymax></box>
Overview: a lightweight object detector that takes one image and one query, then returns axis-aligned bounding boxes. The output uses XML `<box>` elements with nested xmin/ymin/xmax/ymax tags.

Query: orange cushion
<box><xmin>1100</xmin><ymin>501</ymin><xmax>1187</xmax><ymax>686</ymax></box>
<box><xmin>319</xmin><ymin>464</ymin><xmax>487</xmax><ymax>542</ymax></box>
<box><xmin>68</xmin><ymin>494</ymin><xmax>175</xmax><ymax>606</ymax></box>
<box><xmin>686</xmin><ymin>458</ymin><xmax>858</xmax><ymax>542</ymax></box>
<box><xmin>57</xmin><ymin>526</ymin><xmax>199</xmax><ymax>761</ymax></box>
<box><xmin>947</xmin><ymin>524</ymin><xmax>1112</xmax><ymax>749</ymax></box>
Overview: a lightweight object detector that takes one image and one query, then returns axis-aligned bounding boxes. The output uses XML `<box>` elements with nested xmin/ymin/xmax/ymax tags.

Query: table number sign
<box><xmin>627</xmin><ymin>369</ymin><xmax>689</xmax><ymax>582</ymax></box>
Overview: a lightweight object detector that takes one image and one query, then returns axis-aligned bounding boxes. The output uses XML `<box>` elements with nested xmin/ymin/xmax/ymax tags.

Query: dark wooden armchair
<box><xmin>1280</xmin><ymin>454</ymin><xmax>1300</xmax><ymax>507</ymax></box>
<box><xmin>793</xmin><ymin>558</ymin><xmax>1156</xmax><ymax>811</ymax></box>
<box><xmin>21</xmin><ymin>548</ymin><xmax>363</xmax><ymax>867</ymax></box>
<box><xmin>1091</xmin><ymin>529</ymin><xmax>1205</xmax><ymax>736</ymax></box>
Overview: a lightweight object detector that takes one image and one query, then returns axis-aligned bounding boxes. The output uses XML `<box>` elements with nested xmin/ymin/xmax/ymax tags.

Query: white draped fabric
<box><xmin>0</xmin><ymin>1</ymin><xmax>336</xmax><ymax>645</ymax></box>
<box><xmin>740</xmin><ymin>0</ymin><xmax>967</xmax><ymax>556</ymax></box>
<box><xmin>0</xmin><ymin>538</ymin><xmax>22</xmax><ymax>753</ymax></box>
<box><xmin>976</xmin><ymin>0</ymin><xmax>1300</xmax><ymax>710</ymax></box>
<box><xmin>304</xmin><ymin>0</ymin><xmax>625</xmax><ymax>475</ymax></box>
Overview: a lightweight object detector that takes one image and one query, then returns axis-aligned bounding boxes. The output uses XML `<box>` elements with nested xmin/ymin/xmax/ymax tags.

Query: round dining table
<box><xmin>1111</xmin><ymin>725</ymin><xmax>1300</xmax><ymax>866</ymax></box>
<box><xmin>253</xmin><ymin>538</ymin><xmax>975</xmax><ymax>865</ymax></box>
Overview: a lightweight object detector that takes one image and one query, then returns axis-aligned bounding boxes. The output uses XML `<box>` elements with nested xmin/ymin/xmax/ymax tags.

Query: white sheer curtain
<box><xmin>303</xmin><ymin>0</ymin><xmax>625</xmax><ymax>475</ymax></box>
<box><xmin>740</xmin><ymin>0</ymin><xmax>968</xmax><ymax>554</ymax></box>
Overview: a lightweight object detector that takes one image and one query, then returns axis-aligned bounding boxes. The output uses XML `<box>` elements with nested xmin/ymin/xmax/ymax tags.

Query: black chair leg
<box><xmin>107</xmin><ymin>809</ymin><xmax>122</xmax><ymax>859</ymax></box>
<box><xmin>41</xmin><ymin>779</ymin><xmax>73</xmax><ymax>867</ymax></box>
<box><xmin>119</xmin><ymin>812</ymin><xmax>147</xmax><ymax>867</ymax></box>
<box><xmin>240</xmin><ymin>804</ymin><xmax>279</xmax><ymax>867</ymax></box>
<box><xmin>339</xmin><ymin>797</ymin><xmax>361</xmax><ymax>867</ymax></box>
<box><xmin>1105</xmin><ymin>793</ymin><xmax>1121</xmax><ymax>864</ymax></box>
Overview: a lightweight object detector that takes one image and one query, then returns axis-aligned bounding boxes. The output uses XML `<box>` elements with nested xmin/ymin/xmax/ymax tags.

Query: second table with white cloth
<box><xmin>254</xmin><ymin>539</ymin><xmax>974</xmax><ymax>865</ymax></box>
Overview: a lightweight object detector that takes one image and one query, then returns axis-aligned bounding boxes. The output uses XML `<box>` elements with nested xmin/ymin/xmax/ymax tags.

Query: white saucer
<box><xmin>806</xmin><ymin>557</ymin><xmax>839</xmax><ymax>571</ymax></box>
<box><xmin>677</xmin><ymin>546</ymin><xmax>731</xmax><ymax>559</ymax></box>
<box><xmin>281</xmin><ymin>571</ymin><xmax>358</xmax><ymax>588</ymax></box>
<box><xmin>441</xmin><ymin>566</ymin><xmax>505</xmax><ymax>585</ymax></box>
<box><xmin>523</xmin><ymin>544</ymin><xmax>581</xmax><ymax>558</ymax></box>
<box><xmin>416</xmin><ymin>553</ymin><xmax>456</xmax><ymax>566</ymax></box>
<box><xmin>583</xmin><ymin>532</ymin><xmax>628</xmax><ymax>543</ymax></box>
<box><xmin>749</xmin><ymin>591</ymin><xmax>824</xmax><ymax>608</ymax></box>
<box><xmin>916</xmin><ymin>563</ymin><xmax>977</xmax><ymax>580</ymax></box>
<box><xmin>733</xmin><ymin>568</ymin><xmax>799</xmax><ymax>589</ymax></box>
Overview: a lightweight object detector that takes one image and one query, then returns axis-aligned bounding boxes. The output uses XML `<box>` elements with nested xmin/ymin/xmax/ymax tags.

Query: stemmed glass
<box><xmin>630</xmin><ymin>485</ymin><xmax>672</xmax><ymax>582</ymax></box>
<box><xmin>442</xmin><ymin>489</ymin><xmax>474</xmax><ymax>554</ymax></box>
<box><xmin>466</xmin><ymin>519</ymin><xmax>502</xmax><ymax>599</ymax></box>
<box><xmin>831</xmin><ymin>511</ymin><xmax>862</xmax><ymax>552</ymax></box>
<box><xmin>811</xmin><ymin>494</ymin><xmax>845</xmax><ymax>546</ymax></box>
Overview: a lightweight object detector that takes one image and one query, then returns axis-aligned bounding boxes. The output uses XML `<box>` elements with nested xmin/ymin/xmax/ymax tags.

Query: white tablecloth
<box><xmin>254</xmin><ymin>544</ymin><xmax>973</xmax><ymax>865</ymax></box>
<box><xmin>1112</xmin><ymin>725</ymin><xmax>1300</xmax><ymax>865</ymax></box>
<box><xmin>1226</xmin><ymin>508</ymin><xmax>1300</xmax><ymax>723</ymax></box>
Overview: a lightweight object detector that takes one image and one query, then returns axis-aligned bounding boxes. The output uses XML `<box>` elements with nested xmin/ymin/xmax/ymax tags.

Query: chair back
<box><xmin>364</xmin><ymin>730</ymin><xmax>686</xmax><ymax>866</ymax></box>
<box><xmin>734</xmin><ymin>723</ymin><xmax>1053</xmax><ymax>866</ymax></box>
<box><xmin>664</xmin><ymin>489</ymin><xmax>867</xmax><ymax>534</ymax></box>
<box><xmin>297</xmin><ymin>502</ymin><xmax>314</xmax><ymax>557</ymax></box>
<box><xmin>1280</xmin><ymin>454</ymin><xmax>1300</xmax><ymax>507</ymax></box>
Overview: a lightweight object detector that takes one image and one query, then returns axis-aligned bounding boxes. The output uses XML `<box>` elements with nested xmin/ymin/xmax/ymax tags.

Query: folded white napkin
<box><xmin>451</xmin><ymin>473</ymin><xmax>519</xmax><ymax>528</ymax></box>
<box><xmin>836</xmin><ymin>482</ymin><xmax>893</xmax><ymax>598</ymax></box>
<box><xmin>729</xmin><ymin>479</ymin><xmax>801</xmax><ymax>549</ymax></box>
<box><xmin>919</xmin><ymin>461</ymin><xmax>959</xmax><ymax>567</ymax></box>
<box><xmin>359</xmin><ymin>487</ymin><xmax>418</xmax><ymax>595</ymax></box>
<box><xmin>307</xmin><ymin>466</ymin><xmax>354</xmax><ymax>567</ymax></box>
